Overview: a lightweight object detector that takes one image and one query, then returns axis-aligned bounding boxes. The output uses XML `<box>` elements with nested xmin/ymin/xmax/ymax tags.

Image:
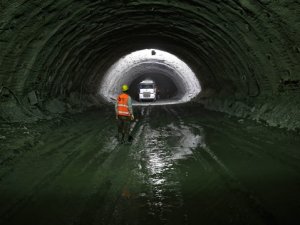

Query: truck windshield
<box><xmin>140</xmin><ymin>84</ymin><xmax>154</xmax><ymax>89</ymax></box>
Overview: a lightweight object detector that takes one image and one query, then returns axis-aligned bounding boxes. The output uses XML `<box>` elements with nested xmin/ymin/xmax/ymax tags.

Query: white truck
<box><xmin>138</xmin><ymin>80</ymin><xmax>157</xmax><ymax>102</ymax></box>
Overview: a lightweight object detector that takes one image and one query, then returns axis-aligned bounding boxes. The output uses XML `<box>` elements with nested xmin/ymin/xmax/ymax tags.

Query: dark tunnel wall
<box><xmin>0</xmin><ymin>0</ymin><xmax>300</xmax><ymax>129</ymax></box>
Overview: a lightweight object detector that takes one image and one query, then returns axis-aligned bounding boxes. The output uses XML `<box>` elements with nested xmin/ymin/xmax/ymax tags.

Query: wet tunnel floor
<box><xmin>0</xmin><ymin>105</ymin><xmax>300</xmax><ymax>225</ymax></box>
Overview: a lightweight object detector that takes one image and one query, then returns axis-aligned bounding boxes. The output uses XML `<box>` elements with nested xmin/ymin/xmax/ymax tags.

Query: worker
<box><xmin>115</xmin><ymin>84</ymin><xmax>134</xmax><ymax>143</ymax></box>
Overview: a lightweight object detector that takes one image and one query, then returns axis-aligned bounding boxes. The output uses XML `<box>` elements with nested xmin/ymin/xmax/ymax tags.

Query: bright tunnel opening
<box><xmin>99</xmin><ymin>49</ymin><xmax>201</xmax><ymax>105</ymax></box>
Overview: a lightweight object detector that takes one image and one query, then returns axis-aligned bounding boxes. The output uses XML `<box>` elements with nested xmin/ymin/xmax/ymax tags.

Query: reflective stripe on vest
<box><xmin>117</xmin><ymin>93</ymin><xmax>130</xmax><ymax>117</ymax></box>
<box><xmin>118</xmin><ymin>104</ymin><xmax>129</xmax><ymax>108</ymax></box>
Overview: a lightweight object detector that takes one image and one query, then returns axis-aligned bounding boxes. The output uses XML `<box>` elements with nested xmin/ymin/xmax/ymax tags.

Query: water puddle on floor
<box><xmin>132</xmin><ymin>121</ymin><xmax>205</xmax><ymax>219</ymax></box>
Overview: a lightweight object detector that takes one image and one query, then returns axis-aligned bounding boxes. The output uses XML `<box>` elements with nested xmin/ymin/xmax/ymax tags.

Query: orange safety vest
<box><xmin>117</xmin><ymin>93</ymin><xmax>130</xmax><ymax>117</ymax></box>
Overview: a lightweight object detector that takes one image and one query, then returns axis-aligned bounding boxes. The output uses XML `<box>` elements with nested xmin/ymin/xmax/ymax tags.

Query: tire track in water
<box><xmin>115</xmin><ymin>106</ymin><xmax>192</xmax><ymax>224</ymax></box>
<box><xmin>103</xmin><ymin>106</ymin><xmax>178</xmax><ymax>225</ymax></box>
<box><xmin>161</xmin><ymin>106</ymin><xmax>276</xmax><ymax>224</ymax></box>
<box><xmin>75</xmin><ymin>110</ymin><xmax>147</xmax><ymax>225</ymax></box>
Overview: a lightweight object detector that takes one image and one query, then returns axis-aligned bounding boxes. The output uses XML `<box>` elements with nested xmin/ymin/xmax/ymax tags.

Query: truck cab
<box><xmin>138</xmin><ymin>80</ymin><xmax>157</xmax><ymax>102</ymax></box>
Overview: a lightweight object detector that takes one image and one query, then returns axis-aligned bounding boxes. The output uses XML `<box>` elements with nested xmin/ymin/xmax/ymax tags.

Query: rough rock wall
<box><xmin>0</xmin><ymin>0</ymin><xmax>299</xmax><ymax>127</ymax></box>
<box><xmin>200</xmin><ymin>94</ymin><xmax>300</xmax><ymax>131</ymax></box>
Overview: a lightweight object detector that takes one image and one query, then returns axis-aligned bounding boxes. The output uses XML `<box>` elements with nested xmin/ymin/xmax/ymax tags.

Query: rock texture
<box><xmin>0</xmin><ymin>1</ymin><xmax>299</xmax><ymax>128</ymax></box>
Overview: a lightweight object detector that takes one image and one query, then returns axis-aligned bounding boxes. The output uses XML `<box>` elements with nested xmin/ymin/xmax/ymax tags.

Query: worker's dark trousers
<box><xmin>117</xmin><ymin>116</ymin><xmax>131</xmax><ymax>141</ymax></box>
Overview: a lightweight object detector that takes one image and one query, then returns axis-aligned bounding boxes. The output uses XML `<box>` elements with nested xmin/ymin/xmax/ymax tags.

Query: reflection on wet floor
<box><xmin>132</xmin><ymin>116</ymin><xmax>205</xmax><ymax>219</ymax></box>
<box><xmin>1</xmin><ymin>105</ymin><xmax>300</xmax><ymax>225</ymax></box>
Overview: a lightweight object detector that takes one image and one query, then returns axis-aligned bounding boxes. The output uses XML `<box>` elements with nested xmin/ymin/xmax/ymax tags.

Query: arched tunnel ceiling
<box><xmin>100</xmin><ymin>62</ymin><xmax>189</xmax><ymax>101</ymax></box>
<box><xmin>0</xmin><ymin>0</ymin><xmax>300</xmax><ymax>100</ymax></box>
<box><xmin>99</xmin><ymin>49</ymin><xmax>201</xmax><ymax>104</ymax></box>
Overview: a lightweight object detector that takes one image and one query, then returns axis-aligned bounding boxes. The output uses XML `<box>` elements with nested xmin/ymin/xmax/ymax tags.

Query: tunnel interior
<box><xmin>99</xmin><ymin>49</ymin><xmax>201</xmax><ymax>104</ymax></box>
<box><xmin>0</xmin><ymin>1</ymin><xmax>299</xmax><ymax>122</ymax></box>
<box><xmin>0</xmin><ymin>1</ymin><xmax>300</xmax><ymax>225</ymax></box>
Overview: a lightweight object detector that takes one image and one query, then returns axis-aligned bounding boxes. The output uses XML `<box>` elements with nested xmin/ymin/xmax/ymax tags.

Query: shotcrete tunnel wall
<box><xmin>100</xmin><ymin>62</ymin><xmax>188</xmax><ymax>102</ymax></box>
<box><xmin>98</xmin><ymin>49</ymin><xmax>201</xmax><ymax>104</ymax></box>
<box><xmin>0</xmin><ymin>1</ymin><xmax>299</xmax><ymax>129</ymax></box>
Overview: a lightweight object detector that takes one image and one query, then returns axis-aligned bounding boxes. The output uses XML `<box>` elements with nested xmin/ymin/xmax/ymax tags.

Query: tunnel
<box><xmin>99</xmin><ymin>49</ymin><xmax>201</xmax><ymax>104</ymax></box>
<box><xmin>0</xmin><ymin>1</ymin><xmax>300</xmax><ymax>225</ymax></box>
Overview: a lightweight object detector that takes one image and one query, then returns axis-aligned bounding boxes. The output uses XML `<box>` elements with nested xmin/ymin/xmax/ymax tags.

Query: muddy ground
<box><xmin>0</xmin><ymin>104</ymin><xmax>300</xmax><ymax>225</ymax></box>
